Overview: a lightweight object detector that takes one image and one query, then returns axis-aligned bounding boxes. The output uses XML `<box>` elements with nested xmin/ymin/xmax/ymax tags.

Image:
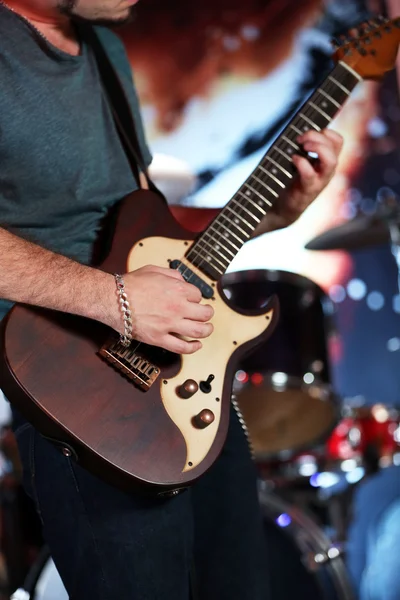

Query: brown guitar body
<box><xmin>1</xmin><ymin>191</ymin><xmax>278</xmax><ymax>494</ymax></box>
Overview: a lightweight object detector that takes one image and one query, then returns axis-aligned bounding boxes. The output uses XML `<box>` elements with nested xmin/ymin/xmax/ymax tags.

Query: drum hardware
<box><xmin>313</xmin><ymin>545</ymin><xmax>343</xmax><ymax>565</ymax></box>
<box><xmin>305</xmin><ymin>192</ymin><xmax>400</xmax><ymax>294</ymax></box>
<box><xmin>258</xmin><ymin>485</ymin><xmax>355</xmax><ymax>600</ymax></box>
<box><xmin>10</xmin><ymin>546</ymin><xmax>66</xmax><ymax>600</ymax></box>
<box><xmin>10</xmin><ymin>590</ymin><xmax>30</xmax><ymax>600</ymax></box>
<box><xmin>305</xmin><ymin>215</ymin><xmax>391</xmax><ymax>251</ymax></box>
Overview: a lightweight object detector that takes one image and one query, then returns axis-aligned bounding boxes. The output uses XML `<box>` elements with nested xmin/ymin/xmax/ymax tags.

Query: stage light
<box><xmin>345</xmin><ymin>467</ymin><xmax>365</xmax><ymax>484</ymax></box>
<box><xmin>372</xmin><ymin>404</ymin><xmax>389</xmax><ymax>423</ymax></box>
<box><xmin>251</xmin><ymin>373</ymin><xmax>263</xmax><ymax>386</ymax></box>
<box><xmin>341</xmin><ymin>459</ymin><xmax>358</xmax><ymax>472</ymax></box>
<box><xmin>235</xmin><ymin>370</ymin><xmax>248</xmax><ymax>384</ymax></box>
<box><xmin>271</xmin><ymin>372</ymin><xmax>288</xmax><ymax>387</ymax></box>
<box><xmin>310</xmin><ymin>472</ymin><xmax>341</xmax><ymax>489</ymax></box>
<box><xmin>276</xmin><ymin>514</ymin><xmax>291</xmax><ymax>528</ymax></box>
<box><xmin>347</xmin><ymin>279</ymin><xmax>367</xmax><ymax>301</ymax></box>
<box><xmin>367</xmin><ymin>291</ymin><xmax>385</xmax><ymax>311</ymax></box>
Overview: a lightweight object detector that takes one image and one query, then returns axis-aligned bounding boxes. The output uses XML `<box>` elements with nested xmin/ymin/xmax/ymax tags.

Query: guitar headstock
<box><xmin>332</xmin><ymin>16</ymin><xmax>400</xmax><ymax>80</ymax></box>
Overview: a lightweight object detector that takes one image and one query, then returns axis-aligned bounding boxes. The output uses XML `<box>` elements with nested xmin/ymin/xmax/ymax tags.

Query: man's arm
<box><xmin>0</xmin><ymin>227</ymin><xmax>116</xmax><ymax>326</ymax></box>
<box><xmin>0</xmin><ymin>227</ymin><xmax>214</xmax><ymax>355</ymax></box>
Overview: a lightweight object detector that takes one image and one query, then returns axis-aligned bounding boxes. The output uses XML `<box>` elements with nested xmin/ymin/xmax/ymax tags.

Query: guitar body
<box><xmin>3</xmin><ymin>18</ymin><xmax>397</xmax><ymax>492</ymax></box>
<box><xmin>0</xmin><ymin>190</ymin><xmax>278</xmax><ymax>493</ymax></box>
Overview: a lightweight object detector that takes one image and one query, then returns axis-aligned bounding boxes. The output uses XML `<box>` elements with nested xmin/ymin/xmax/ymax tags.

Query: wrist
<box><xmin>114</xmin><ymin>273</ymin><xmax>134</xmax><ymax>346</ymax></box>
<box><xmin>84</xmin><ymin>269</ymin><xmax>121</xmax><ymax>331</ymax></box>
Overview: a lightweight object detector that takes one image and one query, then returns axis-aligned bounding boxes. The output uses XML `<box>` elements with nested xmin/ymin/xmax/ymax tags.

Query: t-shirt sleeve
<box><xmin>94</xmin><ymin>27</ymin><xmax>153</xmax><ymax>169</ymax></box>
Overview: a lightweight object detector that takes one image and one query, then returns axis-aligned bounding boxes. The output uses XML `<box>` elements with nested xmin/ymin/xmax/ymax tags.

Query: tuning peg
<box><xmin>367</xmin><ymin>18</ymin><xmax>382</xmax><ymax>29</ymax></box>
<box><xmin>339</xmin><ymin>33</ymin><xmax>355</xmax><ymax>45</ymax></box>
<box><xmin>330</xmin><ymin>38</ymin><xmax>340</xmax><ymax>50</ymax></box>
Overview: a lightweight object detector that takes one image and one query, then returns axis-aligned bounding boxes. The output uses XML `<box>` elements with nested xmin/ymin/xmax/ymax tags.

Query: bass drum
<box><xmin>222</xmin><ymin>269</ymin><xmax>339</xmax><ymax>459</ymax></box>
<box><xmin>259</xmin><ymin>486</ymin><xmax>355</xmax><ymax>600</ymax></box>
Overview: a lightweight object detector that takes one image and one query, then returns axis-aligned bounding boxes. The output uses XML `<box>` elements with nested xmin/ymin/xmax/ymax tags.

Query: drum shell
<box><xmin>259</xmin><ymin>487</ymin><xmax>355</xmax><ymax>600</ymax></box>
<box><xmin>222</xmin><ymin>270</ymin><xmax>339</xmax><ymax>459</ymax></box>
<box><xmin>222</xmin><ymin>269</ymin><xmax>335</xmax><ymax>381</ymax></box>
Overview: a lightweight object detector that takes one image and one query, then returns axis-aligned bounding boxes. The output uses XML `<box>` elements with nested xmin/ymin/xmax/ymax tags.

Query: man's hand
<box><xmin>273</xmin><ymin>128</ymin><xmax>344</xmax><ymax>225</ymax></box>
<box><xmin>113</xmin><ymin>266</ymin><xmax>214</xmax><ymax>355</ymax></box>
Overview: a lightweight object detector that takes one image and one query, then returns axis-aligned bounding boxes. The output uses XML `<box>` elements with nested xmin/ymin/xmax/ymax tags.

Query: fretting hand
<box><xmin>272</xmin><ymin>128</ymin><xmax>344</xmax><ymax>226</ymax></box>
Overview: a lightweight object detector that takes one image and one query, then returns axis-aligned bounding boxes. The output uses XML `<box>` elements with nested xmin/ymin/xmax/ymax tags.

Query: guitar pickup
<box><xmin>99</xmin><ymin>339</ymin><xmax>160</xmax><ymax>391</ymax></box>
<box><xmin>169</xmin><ymin>260</ymin><xmax>214</xmax><ymax>299</ymax></box>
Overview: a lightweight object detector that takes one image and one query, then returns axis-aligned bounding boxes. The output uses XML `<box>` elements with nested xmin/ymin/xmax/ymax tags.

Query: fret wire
<box><xmin>211</xmin><ymin>219</ymin><xmax>246</xmax><ymax>245</ymax></box>
<box><xmin>308</xmin><ymin>101</ymin><xmax>331</xmax><ymax>122</ymax></box>
<box><xmin>248</xmin><ymin>173</ymin><xmax>277</xmax><ymax>201</ymax></box>
<box><xmin>244</xmin><ymin>181</ymin><xmax>275</xmax><ymax>203</ymax></box>
<box><xmin>246</xmin><ymin>179</ymin><xmax>276</xmax><ymax>201</ymax></box>
<box><xmin>189</xmin><ymin>246</ymin><xmax>226</xmax><ymax>274</ymax></box>
<box><xmin>281</xmin><ymin>134</ymin><xmax>300</xmax><ymax>150</ymax></box>
<box><xmin>301</xmin><ymin>100</ymin><xmax>332</xmax><ymax>129</ymax></box>
<box><xmin>207</xmin><ymin>226</ymin><xmax>241</xmax><ymax>252</ymax></box>
<box><xmin>230</xmin><ymin>197</ymin><xmax>261</xmax><ymax>223</ymax></box>
<box><xmin>299</xmin><ymin>112</ymin><xmax>321</xmax><ymax>131</ymax></box>
<box><xmin>199</xmin><ymin>231</ymin><xmax>236</xmax><ymax>258</ymax></box>
<box><xmin>264</xmin><ymin>155</ymin><xmax>293</xmax><ymax>179</ymax></box>
<box><xmin>289</xmin><ymin>123</ymin><xmax>303</xmax><ymax>136</ymax></box>
<box><xmin>187</xmin><ymin>63</ymin><xmax>358</xmax><ymax>277</ymax></box>
<box><xmin>339</xmin><ymin>60</ymin><xmax>362</xmax><ymax>81</ymax></box>
<box><xmin>316</xmin><ymin>87</ymin><xmax>341</xmax><ymax>109</ymax></box>
<box><xmin>193</xmin><ymin>238</ymin><xmax>232</xmax><ymax>265</ymax></box>
<box><xmin>193</xmin><ymin>214</ymin><xmax>245</xmax><ymax>264</ymax></box>
<box><xmin>257</xmin><ymin>165</ymin><xmax>286</xmax><ymax>189</ymax></box>
<box><xmin>270</xmin><ymin>144</ymin><xmax>293</xmax><ymax>162</ymax></box>
<box><xmin>250</xmin><ymin>173</ymin><xmax>272</xmax><ymax>193</ymax></box>
<box><xmin>224</xmin><ymin>206</ymin><xmax>253</xmax><ymax>232</ymax></box>
<box><xmin>237</xmin><ymin>190</ymin><xmax>267</xmax><ymax>215</ymax></box>
<box><xmin>328</xmin><ymin>75</ymin><xmax>350</xmax><ymax>95</ymax></box>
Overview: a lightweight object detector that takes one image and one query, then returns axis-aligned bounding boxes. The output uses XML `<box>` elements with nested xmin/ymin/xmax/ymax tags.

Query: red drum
<box><xmin>326</xmin><ymin>406</ymin><xmax>400</xmax><ymax>465</ymax></box>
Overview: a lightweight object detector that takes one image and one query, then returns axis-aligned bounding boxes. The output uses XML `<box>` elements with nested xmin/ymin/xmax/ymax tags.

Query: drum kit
<box><xmin>1</xmin><ymin>200</ymin><xmax>400</xmax><ymax>600</ymax></box>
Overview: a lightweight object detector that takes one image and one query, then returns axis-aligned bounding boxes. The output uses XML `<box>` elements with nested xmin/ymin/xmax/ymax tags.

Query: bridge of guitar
<box><xmin>99</xmin><ymin>337</ymin><xmax>160</xmax><ymax>391</ymax></box>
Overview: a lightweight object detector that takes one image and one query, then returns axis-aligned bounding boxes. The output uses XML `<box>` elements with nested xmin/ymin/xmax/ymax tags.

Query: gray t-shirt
<box><xmin>0</xmin><ymin>7</ymin><xmax>152</xmax><ymax>319</ymax></box>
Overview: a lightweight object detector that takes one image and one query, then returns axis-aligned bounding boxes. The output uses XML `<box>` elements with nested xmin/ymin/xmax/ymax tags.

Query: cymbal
<box><xmin>305</xmin><ymin>215</ymin><xmax>390</xmax><ymax>251</ymax></box>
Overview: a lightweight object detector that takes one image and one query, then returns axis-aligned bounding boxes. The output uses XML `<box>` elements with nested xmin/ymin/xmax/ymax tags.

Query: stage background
<box><xmin>120</xmin><ymin>0</ymin><xmax>400</xmax><ymax>407</ymax></box>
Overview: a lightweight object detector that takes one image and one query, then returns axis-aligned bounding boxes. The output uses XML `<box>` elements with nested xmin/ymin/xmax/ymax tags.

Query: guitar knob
<box><xmin>193</xmin><ymin>409</ymin><xmax>215</xmax><ymax>429</ymax></box>
<box><xmin>178</xmin><ymin>379</ymin><xmax>199</xmax><ymax>399</ymax></box>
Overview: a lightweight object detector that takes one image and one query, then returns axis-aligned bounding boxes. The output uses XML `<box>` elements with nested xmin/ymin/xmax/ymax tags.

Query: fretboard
<box><xmin>185</xmin><ymin>61</ymin><xmax>361</xmax><ymax>280</ymax></box>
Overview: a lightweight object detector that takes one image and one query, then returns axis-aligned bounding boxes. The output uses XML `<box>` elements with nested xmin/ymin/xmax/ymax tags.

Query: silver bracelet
<box><xmin>114</xmin><ymin>274</ymin><xmax>133</xmax><ymax>347</ymax></box>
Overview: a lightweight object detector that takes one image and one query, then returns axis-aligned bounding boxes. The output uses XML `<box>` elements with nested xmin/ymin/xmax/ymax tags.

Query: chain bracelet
<box><xmin>114</xmin><ymin>274</ymin><xmax>133</xmax><ymax>347</ymax></box>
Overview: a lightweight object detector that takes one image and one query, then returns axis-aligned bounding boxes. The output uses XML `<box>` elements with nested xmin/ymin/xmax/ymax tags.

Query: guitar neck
<box><xmin>185</xmin><ymin>61</ymin><xmax>361</xmax><ymax>280</ymax></box>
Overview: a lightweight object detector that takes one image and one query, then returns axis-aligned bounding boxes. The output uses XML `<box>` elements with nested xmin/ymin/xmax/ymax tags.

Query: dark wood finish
<box><xmin>0</xmin><ymin>190</ymin><xmax>278</xmax><ymax>493</ymax></box>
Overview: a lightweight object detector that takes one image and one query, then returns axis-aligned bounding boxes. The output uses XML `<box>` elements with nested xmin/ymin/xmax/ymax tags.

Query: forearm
<box><xmin>0</xmin><ymin>227</ymin><xmax>116</xmax><ymax>327</ymax></box>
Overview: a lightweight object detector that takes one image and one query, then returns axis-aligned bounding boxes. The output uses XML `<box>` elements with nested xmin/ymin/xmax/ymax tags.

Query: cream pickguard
<box><xmin>128</xmin><ymin>237</ymin><xmax>275</xmax><ymax>472</ymax></box>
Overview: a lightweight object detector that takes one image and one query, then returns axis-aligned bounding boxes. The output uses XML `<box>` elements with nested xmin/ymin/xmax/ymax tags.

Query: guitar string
<box><xmin>181</xmin><ymin>74</ymin><xmax>351</xmax><ymax>280</ymax></box>
<box><xmin>183</xmin><ymin>82</ymin><xmax>338</xmax><ymax>271</ymax></box>
<box><xmin>181</xmin><ymin>19</ymin><xmax>384</xmax><ymax>276</ymax></box>
<box><xmin>145</xmin><ymin>23</ymin><xmax>380</xmax><ymax>351</ymax></box>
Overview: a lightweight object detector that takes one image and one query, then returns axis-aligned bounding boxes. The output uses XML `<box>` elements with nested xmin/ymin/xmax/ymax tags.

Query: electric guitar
<box><xmin>1</xmin><ymin>18</ymin><xmax>399</xmax><ymax>494</ymax></box>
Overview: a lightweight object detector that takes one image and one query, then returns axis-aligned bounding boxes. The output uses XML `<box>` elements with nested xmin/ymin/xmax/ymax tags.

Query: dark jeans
<box><xmin>13</xmin><ymin>406</ymin><xmax>270</xmax><ymax>600</ymax></box>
